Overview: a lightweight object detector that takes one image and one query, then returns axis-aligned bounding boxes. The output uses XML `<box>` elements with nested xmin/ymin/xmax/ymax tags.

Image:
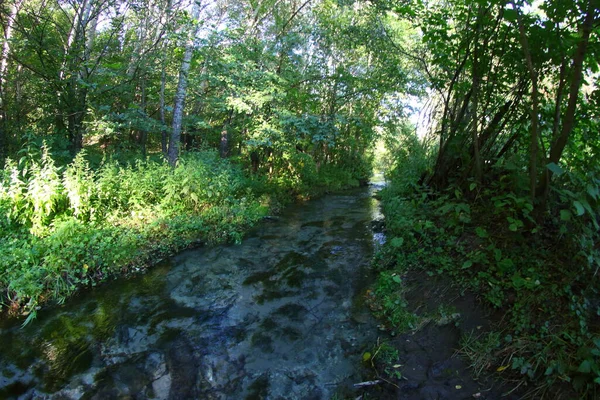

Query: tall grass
<box><xmin>0</xmin><ymin>149</ymin><xmax>268</xmax><ymax>321</ymax></box>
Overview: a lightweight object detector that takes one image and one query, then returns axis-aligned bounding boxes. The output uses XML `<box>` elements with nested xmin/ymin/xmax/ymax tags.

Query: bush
<box><xmin>0</xmin><ymin>148</ymin><xmax>268</xmax><ymax>320</ymax></box>
<box><xmin>375</xmin><ymin>133</ymin><xmax>600</xmax><ymax>397</ymax></box>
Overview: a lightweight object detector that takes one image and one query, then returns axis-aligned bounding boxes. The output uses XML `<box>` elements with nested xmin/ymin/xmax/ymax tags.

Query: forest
<box><xmin>0</xmin><ymin>0</ymin><xmax>598</xmax><ymax>397</ymax></box>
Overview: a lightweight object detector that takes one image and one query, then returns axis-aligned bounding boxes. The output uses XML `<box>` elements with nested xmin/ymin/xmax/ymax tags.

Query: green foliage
<box><xmin>367</xmin><ymin>270</ymin><xmax>419</xmax><ymax>333</ymax></box>
<box><xmin>377</xmin><ymin>121</ymin><xmax>600</xmax><ymax>397</ymax></box>
<box><xmin>0</xmin><ymin>148</ymin><xmax>271</xmax><ymax>319</ymax></box>
<box><xmin>63</xmin><ymin>151</ymin><xmax>95</xmax><ymax>220</ymax></box>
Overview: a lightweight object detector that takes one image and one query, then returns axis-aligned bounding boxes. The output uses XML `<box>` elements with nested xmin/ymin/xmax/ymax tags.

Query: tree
<box><xmin>168</xmin><ymin>1</ymin><xmax>204</xmax><ymax>166</ymax></box>
<box><xmin>0</xmin><ymin>0</ymin><xmax>25</xmax><ymax>161</ymax></box>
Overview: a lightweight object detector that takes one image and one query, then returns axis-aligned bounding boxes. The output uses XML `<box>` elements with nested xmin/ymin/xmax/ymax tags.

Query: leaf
<box><xmin>363</xmin><ymin>352</ymin><xmax>372</xmax><ymax>362</ymax></box>
<box><xmin>475</xmin><ymin>227</ymin><xmax>488</xmax><ymax>238</ymax></box>
<box><xmin>544</xmin><ymin>366</ymin><xmax>553</xmax><ymax>375</ymax></box>
<box><xmin>581</xmin><ymin>199</ymin><xmax>596</xmax><ymax>217</ymax></box>
<box><xmin>462</xmin><ymin>260</ymin><xmax>473</xmax><ymax>269</ymax></box>
<box><xmin>390</xmin><ymin>237</ymin><xmax>404</xmax><ymax>248</ymax></box>
<box><xmin>546</xmin><ymin>162</ymin><xmax>564</xmax><ymax>176</ymax></box>
<box><xmin>509</xmin><ymin>223</ymin><xmax>518</xmax><ymax>232</ymax></box>
<box><xmin>497</xmin><ymin>365</ymin><xmax>509</xmax><ymax>372</ymax></box>
<box><xmin>503</xmin><ymin>8</ymin><xmax>518</xmax><ymax>22</ymax></box>
<box><xmin>560</xmin><ymin>209</ymin><xmax>572</xmax><ymax>221</ymax></box>
<box><xmin>587</xmin><ymin>185</ymin><xmax>599</xmax><ymax>200</ymax></box>
<box><xmin>573</xmin><ymin>201</ymin><xmax>585</xmax><ymax>216</ymax></box>
<box><xmin>392</xmin><ymin>275</ymin><xmax>402</xmax><ymax>284</ymax></box>
<box><xmin>577</xmin><ymin>360</ymin><xmax>592</xmax><ymax>374</ymax></box>
<box><xmin>469</xmin><ymin>182</ymin><xmax>477</xmax><ymax>191</ymax></box>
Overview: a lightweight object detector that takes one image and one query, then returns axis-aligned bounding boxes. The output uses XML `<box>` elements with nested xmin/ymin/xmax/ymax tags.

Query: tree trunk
<box><xmin>160</xmin><ymin>51</ymin><xmax>168</xmax><ymax>155</ymax></box>
<box><xmin>0</xmin><ymin>0</ymin><xmax>24</xmax><ymax>162</ymax></box>
<box><xmin>220</xmin><ymin>109</ymin><xmax>233</xmax><ymax>158</ymax></box>
<box><xmin>514</xmin><ymin>1</ymin><xmax>539</xmax><ymax>201</ymax></box>
<box><xmin>167</xmin><ymin>3</ymin><xmax>201</xmax><ymax>167</ymax></box>
<box><xmin>537</xmin><ymin>0</ymin><xmax>596</xmax><ymax>201</ymax></box>
<box><xmin>58</xmin><ymin>0</ymin><xmax>95</xmax><ymax>152</ymax></box>
<box><xmin>471</xmin><ymin>6</ymin><xmax>484</xmax><ymax>183</ymax></box>
<box><xmin>0</xmin><ymin>0</ymin><xmax>23</xmax><ymax>83</ymax></box>
<box><xmin>139</xmin><ymin>78</ymin><xmax>147</xmax><ymax>156</ymax></box>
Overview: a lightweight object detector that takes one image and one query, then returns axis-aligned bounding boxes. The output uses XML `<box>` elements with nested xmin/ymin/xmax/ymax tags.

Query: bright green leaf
<box><xmin>475</xmin><ymin>227</ymin><xmax>488</xmax><ymax>238</ymax></box>
<box><xmin>573</xmin><ymin>201</ymin><xmax>585</xmax><ymax>216</ymax></box>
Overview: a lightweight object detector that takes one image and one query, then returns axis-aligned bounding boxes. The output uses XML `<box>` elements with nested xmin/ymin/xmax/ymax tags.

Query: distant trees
<box><xmin>0</xmin><ymin>0</ymin><xmax>419</xmax><ymax>184</ymax></box>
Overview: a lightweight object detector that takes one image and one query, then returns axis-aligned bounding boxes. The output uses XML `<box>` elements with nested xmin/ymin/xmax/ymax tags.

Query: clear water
<box><xmin>0</xmin><ymin>185</ymin><xmax>384</xmax><ymax>399</ymax></box>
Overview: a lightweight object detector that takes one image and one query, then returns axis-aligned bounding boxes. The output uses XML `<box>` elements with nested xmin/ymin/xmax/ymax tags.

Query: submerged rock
<box><xmin>0</xmin><ymin>186</ymin><xmax>385</xmax><ymax>399</ymax></box>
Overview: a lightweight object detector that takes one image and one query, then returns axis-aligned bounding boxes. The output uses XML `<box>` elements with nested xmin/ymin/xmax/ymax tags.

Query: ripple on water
<box><xmin>0</xmin><ymin>187</ymin><xmax>384</xmax><ymax>399</ymax></box>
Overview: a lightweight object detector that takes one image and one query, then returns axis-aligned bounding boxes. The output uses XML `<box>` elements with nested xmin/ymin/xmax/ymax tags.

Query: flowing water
<box><xmin>0</xmin><ymin>182</ymin><xmax>386</xmax><ymax>399</ymax></box>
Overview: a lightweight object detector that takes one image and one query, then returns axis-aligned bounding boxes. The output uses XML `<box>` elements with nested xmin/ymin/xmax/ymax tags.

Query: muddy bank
<box><xmin>362</xmin><ymin>269</ymin><xmax>523</xmax><ymax>400</ymax></box>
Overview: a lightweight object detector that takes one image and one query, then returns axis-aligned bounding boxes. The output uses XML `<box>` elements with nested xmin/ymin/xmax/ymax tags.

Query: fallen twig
<box><xmin>353</xmin><ymin>380</ymin><xmax>382</xmax><ymax>388</ymax></box>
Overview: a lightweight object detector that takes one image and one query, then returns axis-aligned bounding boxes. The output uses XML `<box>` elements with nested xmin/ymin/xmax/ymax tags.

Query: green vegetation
<box><xmin>367</xmin><ymin>0</ymin><xmax>600</xmax><ymax>396</ymax></box>
<box><xmin>1</xmin><ymin>0</ymin><xmax>398</xmax><ymax>319</ymax></box>
<box><xmin>1</xmin><ymin>0</ymin><xmax>599</xmax><ymax>396</ymax></box>
<box><xmin>375</xmin><ymin>120</ymin><xmax>599</xmax><ymax>397</ymax></box>
<box><xmin>0</xmin><ymin>148</ymin><xmax>260</xmax><ymax>320</ymax></box>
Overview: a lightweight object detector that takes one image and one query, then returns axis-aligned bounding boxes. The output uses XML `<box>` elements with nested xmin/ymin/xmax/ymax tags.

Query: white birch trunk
<box><xmin>0</xmin><ymin>0</ymin><xmax>24</xmax><ymax>88</ymax></box>
<box><xmin>167</xmin><ymin>1</ymin><xmax>201</xmax><ymax>166</ymax></box>
<box><xmin>0</xmin><ymin>0</ymin><xmax>24</xmax><ymax>160</ymax></box>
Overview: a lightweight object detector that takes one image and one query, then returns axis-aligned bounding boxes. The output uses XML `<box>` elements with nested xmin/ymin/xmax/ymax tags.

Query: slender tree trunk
<box><xmin>59</xmin><ymin>0</ymin><xmax>95</xmax><ymax>152</ymax></box>
<box><xmin>167</xmin><ymin>2</ymin><xmax>201</xmax><ymax>166</ymax></box>
<box><xmin>551</xmin><ymin>59</ymin><xmax>567</xmax><ymax>142</ymax></box>
<box><xmin>471</xmin><ymin>6</ymin><xmax>484</xmax><ymax>183</ymax></box>
<box><xmin>220</xmin><ymin>109</ymin><xmax>233</xmax><ymax>158</ymax></box>
<box><xmin>0</xmin><ymin>0</ymin><xmax>23</xmax><ymax>83</ymax></box>
<box><xmin>537</xmin><ymin>0</ymin><xmax>596</xmax><ymax>201</ymax></box>
<box><xmin>514</xmin><ymin>1</ymin><xmax>539</xmax><ymax>201</ymax></box>
<box><xmin>160</xmin><ymin>51</ymin><xmax>168</xmax><ymax>155</ymax></box>
<box><xmin>0</xmin><ymin>0</ymin><xmax>24</xmax><ymax>162</ymax></box>
<box><xmin>139</xmin><ymin>78</ymin><xmax>147</xmax><ymax>156</ymax></box>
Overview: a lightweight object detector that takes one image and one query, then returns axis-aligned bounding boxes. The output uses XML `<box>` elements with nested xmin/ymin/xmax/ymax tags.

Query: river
<box><xmin>0</xmin><ymin>182</ymin><xmax>385</xmax><ymax>399</ymax></box>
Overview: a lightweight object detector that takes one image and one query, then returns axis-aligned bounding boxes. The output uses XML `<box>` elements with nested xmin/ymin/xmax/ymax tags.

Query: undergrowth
<box><xmin>0</xmin><ymin>145</ymin><xmax>366</xmax><ymax>324</ymax></box>
<box><xmin>372</xmin><ymin>132</ymin><xmax>600</xmax><ymax>398</ymax></box>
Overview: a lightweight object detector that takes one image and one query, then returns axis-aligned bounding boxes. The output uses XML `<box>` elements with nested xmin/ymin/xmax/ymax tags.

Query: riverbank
<box><xmin>368</xmin><ymin>175</ymin><xmax>597</xmax><ymax>399</ymax></box>
<box><xmin>0</xmin><ymin>184</ymin><xmax>380</xmax><ymax>399</ymax></box>
<box><xmin>0</xmin><ymin>149</ymin><xmax>365</xmax><ymax>324</ymax></box>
